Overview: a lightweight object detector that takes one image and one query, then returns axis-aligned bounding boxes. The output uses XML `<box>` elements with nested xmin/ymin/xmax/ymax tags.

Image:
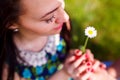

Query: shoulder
<box><xmin>2</xmin><ymin>63</ymin><xmax>21</xmax><ymax>80</ymax></box>
<box><xmin>2</xmin><ymin>63</ymin><xmax>9</xmax><ymax>80</ymax></box>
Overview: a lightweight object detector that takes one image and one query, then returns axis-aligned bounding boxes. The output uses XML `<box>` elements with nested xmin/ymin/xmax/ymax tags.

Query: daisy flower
<box><xmin>80</xmin><ymin>26</ymin><xmax>97</xmax><ymax>53</ymax></box>
<box><xmin>85</xmin><ymin>26</ymin><xmax>97</xmax><ymax>38</ymax></box>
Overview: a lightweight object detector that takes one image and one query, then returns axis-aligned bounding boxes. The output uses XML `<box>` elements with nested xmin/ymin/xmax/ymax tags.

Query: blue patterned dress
<box><xmin>15</xmin><ymin>34</ymin><xmax>67</xmax><ymax>80</ymax></box>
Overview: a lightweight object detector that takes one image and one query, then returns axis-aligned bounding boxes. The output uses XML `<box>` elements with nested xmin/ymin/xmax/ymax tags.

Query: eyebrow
<box><xmin>40</xmin><ymin>6</ymin><xmax>60</xmax><ymax>19</ymax></box>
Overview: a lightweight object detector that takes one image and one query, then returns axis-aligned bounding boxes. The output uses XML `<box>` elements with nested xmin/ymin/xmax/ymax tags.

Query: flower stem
<box><xmin>83</xmin><ymin>37</ymin><xmax>89</xmax><ymax>52</ymax></box>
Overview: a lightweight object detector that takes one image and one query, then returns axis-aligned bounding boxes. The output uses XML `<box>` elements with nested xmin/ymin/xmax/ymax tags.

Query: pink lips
<box><xmin>54</xmin><ymin>24</ymin><xmax>63</xmax><ymax>30</ymax></box>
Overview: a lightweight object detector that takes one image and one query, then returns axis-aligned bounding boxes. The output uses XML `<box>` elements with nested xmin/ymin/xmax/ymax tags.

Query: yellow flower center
<box><xmin>88</xmin><ymin>30</ymin><xmax>93</xmax><ymax>35</ymax></box>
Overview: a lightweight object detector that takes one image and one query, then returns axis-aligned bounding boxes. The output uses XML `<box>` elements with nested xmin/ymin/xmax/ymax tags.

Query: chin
<box><xmin>56</xmin><ymin>29</ymin><xmax>62</xmax><ymax>34</ymax></box>
<box><xmin>51</xmin><ymin>30</ymin><xmax>61</xmax><ymax>35</ymax></box>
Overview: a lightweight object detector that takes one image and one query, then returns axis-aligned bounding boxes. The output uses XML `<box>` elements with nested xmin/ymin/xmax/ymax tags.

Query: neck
<box><xmin>13</xmin><ymin>33</ymin><xmax>48</xmax><ymax>52</ymax></box>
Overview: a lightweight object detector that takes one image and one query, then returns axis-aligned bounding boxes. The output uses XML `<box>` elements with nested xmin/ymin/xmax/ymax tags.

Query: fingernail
<box><xmin>75</xmin><ymin>49</ymin><xmax>80</xmax><ymax>53</ymax></box>
<box><xmin>86</xmin><ymin>62</ymin><xmax>92</xmax><ymax>66</ymax></box>
<box><xmin>88</xmin><ymin>78</ymin><xmax>92</xmax><ymax>80</ymax></box>
<box><xmin>74</xmin><ymin>50</ymin><xmax>82</xmax><ymax>60</ymax></box>
<box><xmin>86</xmin><ymin>68</ymin><xmax>91</xmax><ymax>72</ymax></box>
<box><xmin>100</xmin><ymin>64</ymin><xmax>107</xmax><ymax>69</ymax></box>
<box><xmin>75</xmin><ymin>49</ymin><xmax>81</xmax><ymax>56</ymax></box>
<box><xmin>82</xmin><ymin>60</ymin><xmax>86</xmax><ymax>64</ymax></box>
<box><xmin>85</xmin><ymin>53</ymin><xmax>89</xmax><ymax>58</ymax></box>
<box><xmin>91</xmin><ymin>68</ymin><xmax>95</xmax><ymax>72</ymax></box>
<box><xmin>86</xmin><ymin>68</ymin><xmax>94</xmax><ymax>73</ymax></box>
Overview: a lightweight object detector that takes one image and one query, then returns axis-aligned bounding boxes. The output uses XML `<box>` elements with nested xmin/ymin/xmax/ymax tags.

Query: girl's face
<box><xmin>16</xmin><ymin>0</ymin><xmax>69</xmax><ymax>36</ymax></box>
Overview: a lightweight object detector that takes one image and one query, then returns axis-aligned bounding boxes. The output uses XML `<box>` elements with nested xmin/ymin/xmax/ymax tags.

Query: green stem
<box><xmin>83</xmin><ymin>37</ymin><xmax>89</xmax><ymax>52</ymax></box>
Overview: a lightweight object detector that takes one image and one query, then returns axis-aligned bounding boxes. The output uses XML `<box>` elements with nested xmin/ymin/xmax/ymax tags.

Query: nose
<box><xmin>55</xmin><ymin>9</ymin><xmax>69</xmax><ymax>24</ymax></box>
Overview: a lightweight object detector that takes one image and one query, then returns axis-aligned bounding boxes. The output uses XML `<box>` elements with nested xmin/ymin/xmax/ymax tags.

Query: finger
<box><xmin>66</xmin><ymin>54</ymin><xmax>86</xmax><ymax>76</ymax></box>
<box><xmin>14</xmin><ymin>72</ymin><xmax>20</xmax><ymax>80</ymax></box>
<box><xmin>21</xmin><ymin>78</ymin><xmax>26</xmax><ymax>80</ymax></box>
<box><xmin>65</xmin><ymin>49</ymin><xmax>82</xmax><ymax>64</ymax></box>
<box><xmin>74</xmin><ymin>50</ymin><xmax>82</xmax><ymax>60</ymax></box>
<box><xmin>71</xmin><ymin>54</ymin><xmax>86</xmax><ymax>69</ymax></box>
<box><xmin>67</xmin><ymin>54</ymin><xmax>87</xmax><ymax>75</ymax></box>
<box><xmin>92</xmin><ymin>60</ymin><xmax>101</xmax><ymax>70</ymax></box>
<box><xmin>65</xmin><ymin>55</ymin><xmax>76</xmax><ymax>64</ymax></box>
<box><xmin>66</xmin><ymin>66</ymin><xmax>74</xmax><ymax>76</ymax></box>
<box><xmin>69</xmin><ymin>49</ymin><xmax>82</xmax><ymax>55</ymax></box>
<box><xmin>99</xmin><ymin>62</ymin><xmax>107</xmax><ymax>69</ymax></box>
<box><xmin>74</xmin><ymin>49</ymin><xmax>82</xmax><ymax>56</ymax></box>
<box><xmin>65</xmin><ymin>56</ymin><xmax>76</xmax><ymax>75</ymax></box>
<box><xmin>65</xmin><ymin>50</ymin><xmax>83</xmax><ymax>64</ymax></box>
<box><xmin>80</xmin><ymin>70</ymin><xmax>92</xmax><ymax>80</ymax></box>
<box><xmin>85</xmin><ymin>49</ymin><xmax>94</xmax><ymax>61</ymax></box>
<box><xmin>74</xmin><ymin>62</ymin><xmax>92</xmax><ymax>77</ymax></box>
<box><xmin>69</xmin><ymin>49</ymin><xmax>76</xmax><ymax>55</ymax></box>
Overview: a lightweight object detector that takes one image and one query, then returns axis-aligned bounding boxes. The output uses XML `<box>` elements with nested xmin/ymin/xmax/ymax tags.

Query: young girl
<box><xmin>0</xmin><ymin>0</ymin><xmax>96</xmax><ymax>80</ymax></box>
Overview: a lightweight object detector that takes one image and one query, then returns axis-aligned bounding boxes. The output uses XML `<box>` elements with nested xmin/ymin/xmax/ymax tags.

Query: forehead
<box><xmin>21</xmin><ymin>0</ymin><xmax>63</xmax><ymax>17</ymax></box>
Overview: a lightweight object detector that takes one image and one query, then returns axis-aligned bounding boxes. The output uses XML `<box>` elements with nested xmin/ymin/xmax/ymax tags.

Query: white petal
<box><xmin>85</xmin><ymin>26</ymin><xmax>97</xmax><ymax>38</ymax></box>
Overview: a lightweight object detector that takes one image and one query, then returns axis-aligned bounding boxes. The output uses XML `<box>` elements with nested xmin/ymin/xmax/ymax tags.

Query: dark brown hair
<box><xmin>0</xmin><ymin>0</ymin><xmax>72</xmax><ymax>79</ymax></box>
<box><xmin>0</xmin><ymin>0</ymin><xmax>21</xmax><ymax>79</ymax></box>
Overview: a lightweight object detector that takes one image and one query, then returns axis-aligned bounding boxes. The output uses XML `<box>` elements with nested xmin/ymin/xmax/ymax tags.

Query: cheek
<box><xmin>25</xmin><ymin>22</ymin><xmax>54</xmax><ymax>34</ymax></box>
<box><xmin>19</xmin><ymin>19</ymin><xmax>43</xmax><ymax>30</ymax></box>
<box><xmin>18</xmin><ymin>17</ymin><xmax>55</xmax><ymax>33</ymax></box>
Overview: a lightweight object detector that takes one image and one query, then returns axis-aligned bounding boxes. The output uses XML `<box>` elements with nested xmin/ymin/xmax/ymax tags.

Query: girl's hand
<box><xmin>86</xmin><ymin>59</ymin><xmax>116</xmax><ymax>80</ymax></box>
<box><xmin>63</xmin><ymin>49</ymin><xmax>94</xmax><ymax>80</ymax></box>
<box><xmin>88</xmin><ymin>64</ymin><xmax>116</xmax><ymax>80</ymax></box>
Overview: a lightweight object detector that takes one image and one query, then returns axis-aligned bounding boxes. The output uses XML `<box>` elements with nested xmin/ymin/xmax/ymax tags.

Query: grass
<box><xmin>65</xmin><ymin>0</ymin><xmax>120</xmax><ymax>61</ymax></box>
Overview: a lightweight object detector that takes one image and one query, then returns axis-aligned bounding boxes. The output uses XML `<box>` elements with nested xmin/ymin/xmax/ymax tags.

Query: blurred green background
<box><xmin>65</xmin><ymin>0</ymin><xmax>120</xmax><ymax>61</ymax></box>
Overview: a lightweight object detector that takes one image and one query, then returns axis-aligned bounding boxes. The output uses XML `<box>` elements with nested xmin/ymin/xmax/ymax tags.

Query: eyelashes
<box><xmin>45</xmin><ymin>15</ymin><xmax>55</xmax><ymax>23</ymax></box>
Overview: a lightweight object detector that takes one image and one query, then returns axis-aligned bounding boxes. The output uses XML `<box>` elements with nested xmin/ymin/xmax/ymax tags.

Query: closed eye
<box><xmin>45</xmin><ymin>15</ymin><xmax>55</xmax><ymax>23</ymax></box>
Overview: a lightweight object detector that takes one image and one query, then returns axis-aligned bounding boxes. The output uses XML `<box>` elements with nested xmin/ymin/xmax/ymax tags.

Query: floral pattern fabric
<box><xmin>15</xmin><ymin>35</ymin><xmax>67</xmax><ymax>80</ymax></box>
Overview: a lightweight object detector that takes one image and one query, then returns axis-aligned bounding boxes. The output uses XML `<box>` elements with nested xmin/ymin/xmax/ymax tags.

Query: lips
<box><xmin>54</xmin><ymin>23</ymin><xmax>63</xmax><ymax>30</ymax></box>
